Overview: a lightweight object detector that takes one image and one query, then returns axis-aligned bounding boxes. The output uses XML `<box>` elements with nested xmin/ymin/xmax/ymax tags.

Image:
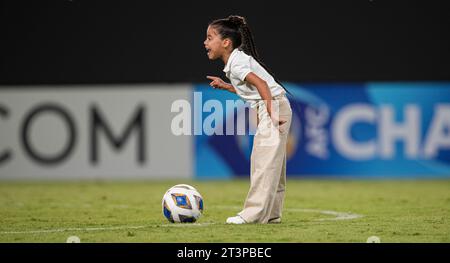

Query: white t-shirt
<box><xmin>223</xmin><ymin>48</ymin><xmax>285</xmax><ymax>108</ymax></box>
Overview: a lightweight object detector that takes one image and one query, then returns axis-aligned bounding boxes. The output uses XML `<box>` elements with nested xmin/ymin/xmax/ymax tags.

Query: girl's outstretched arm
<box><xmin>206</xmin><ymin>76</ymin><xmax>236</xmax><ymax>93</ymax></box>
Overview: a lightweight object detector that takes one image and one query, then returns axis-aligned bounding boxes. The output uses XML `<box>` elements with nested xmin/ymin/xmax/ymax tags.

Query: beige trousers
<box><xmin>238</xmin><ymin>94</ymin><xmax>292</xmax><ymax>223</ymax></box>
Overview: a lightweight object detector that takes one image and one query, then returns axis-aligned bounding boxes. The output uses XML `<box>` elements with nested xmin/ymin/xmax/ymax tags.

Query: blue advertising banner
<box><xmin>194</xmin><ymin>83</ymin><xmax>450</xmax><ymax>178</ymax></box>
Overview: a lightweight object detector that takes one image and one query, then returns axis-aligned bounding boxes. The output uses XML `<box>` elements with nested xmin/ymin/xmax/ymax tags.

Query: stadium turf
<box><xmin>0</xmin><ymin>179</ymin><xmax>449</xmax><ymax>243</ymax></box>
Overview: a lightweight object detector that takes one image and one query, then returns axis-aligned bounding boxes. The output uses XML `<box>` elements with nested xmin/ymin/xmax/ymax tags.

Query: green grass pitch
<box><xmin>0</xmin><ymin>179</ymin><xmax>449</xmax><ymax>242</ymax></box>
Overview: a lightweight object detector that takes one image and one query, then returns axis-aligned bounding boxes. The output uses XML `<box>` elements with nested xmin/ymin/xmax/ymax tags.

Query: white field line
<box><xmin>0</xmin><ymin>225</ymin><xmax>149</xmax><ymax>234</ymax></box>
<box><xmin>0</xmin><ymin>206</ymin><xmax>362</xmax><ymax>235</ymax></box>
<box><xmin>289</xmin><ymin>208</ymin><xmax>363</xmax><ymax>221</ymax></box>
<box><xmin>0</xmin><ymin>223</ymin><xmax>215</xmax><ymax>235</ymax></box>
<box><xmin>216</xmin><ymin>205</ymin><xmax>364</xmax><ymax>221</ymax></box>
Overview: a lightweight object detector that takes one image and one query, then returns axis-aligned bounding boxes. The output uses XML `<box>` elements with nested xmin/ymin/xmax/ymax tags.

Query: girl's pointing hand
<box><xmin>206</xmin><ymin>76</ymin><xmax>226</xmax><ymax>90</ymax></box>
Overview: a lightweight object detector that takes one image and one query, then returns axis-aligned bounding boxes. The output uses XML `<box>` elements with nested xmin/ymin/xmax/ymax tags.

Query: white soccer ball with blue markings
<box><xmin>162</xmin><ymin>184</ymin><xmax>204</xmax><ymax>223</ymax></box>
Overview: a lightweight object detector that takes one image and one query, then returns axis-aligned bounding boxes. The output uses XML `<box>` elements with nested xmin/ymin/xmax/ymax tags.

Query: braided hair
<box><xmin>209</xmin><ymin>15</ymin><xmax>291</xmax><ymax>95</ymax></box>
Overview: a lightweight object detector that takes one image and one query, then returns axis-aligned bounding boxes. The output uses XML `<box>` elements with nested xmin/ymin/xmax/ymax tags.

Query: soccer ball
<box><xmin>162</xmin><ymin>184</ymin><xmax>204</xmax><ymax>223</ymax></box>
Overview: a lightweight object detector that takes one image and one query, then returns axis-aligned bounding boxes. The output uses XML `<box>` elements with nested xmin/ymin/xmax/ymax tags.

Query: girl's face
<box><xmin>204</xmin><ymin>26</ymin><xmax>229</xmax><ymax>60</ymax></box>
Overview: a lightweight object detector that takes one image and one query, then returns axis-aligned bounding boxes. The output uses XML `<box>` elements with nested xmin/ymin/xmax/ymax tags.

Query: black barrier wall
<box><xmin>1</xmin><ymin>0</ymin><xmax>449</xmax><ymax>85</ymax></box>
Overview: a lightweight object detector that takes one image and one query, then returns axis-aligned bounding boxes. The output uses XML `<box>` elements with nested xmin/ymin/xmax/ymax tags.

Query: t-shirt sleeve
<box><xmin>230</xmin><ymin>53</ymin><xmax>252</xmax><ymax>82</ymax></box>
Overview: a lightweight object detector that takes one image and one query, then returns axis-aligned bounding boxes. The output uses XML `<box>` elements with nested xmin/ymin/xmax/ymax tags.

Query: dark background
<box><xmin>1</xmin><ymin>0</ymin><xmax>449</xmax><ymax>85</ymax></box>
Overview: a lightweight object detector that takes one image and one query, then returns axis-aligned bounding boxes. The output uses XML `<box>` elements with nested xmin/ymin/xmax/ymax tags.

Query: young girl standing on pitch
<box><xmin>204</xmin><ymin>15</ymin><xmax>292</xmax><ymax>224</ymax></box>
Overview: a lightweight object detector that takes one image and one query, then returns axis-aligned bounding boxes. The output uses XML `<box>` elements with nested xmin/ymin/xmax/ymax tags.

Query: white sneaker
<box><xmin>226</xmin><ymin>215</ymin><xmax>246</xmax><ymax>224</ymax></box>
